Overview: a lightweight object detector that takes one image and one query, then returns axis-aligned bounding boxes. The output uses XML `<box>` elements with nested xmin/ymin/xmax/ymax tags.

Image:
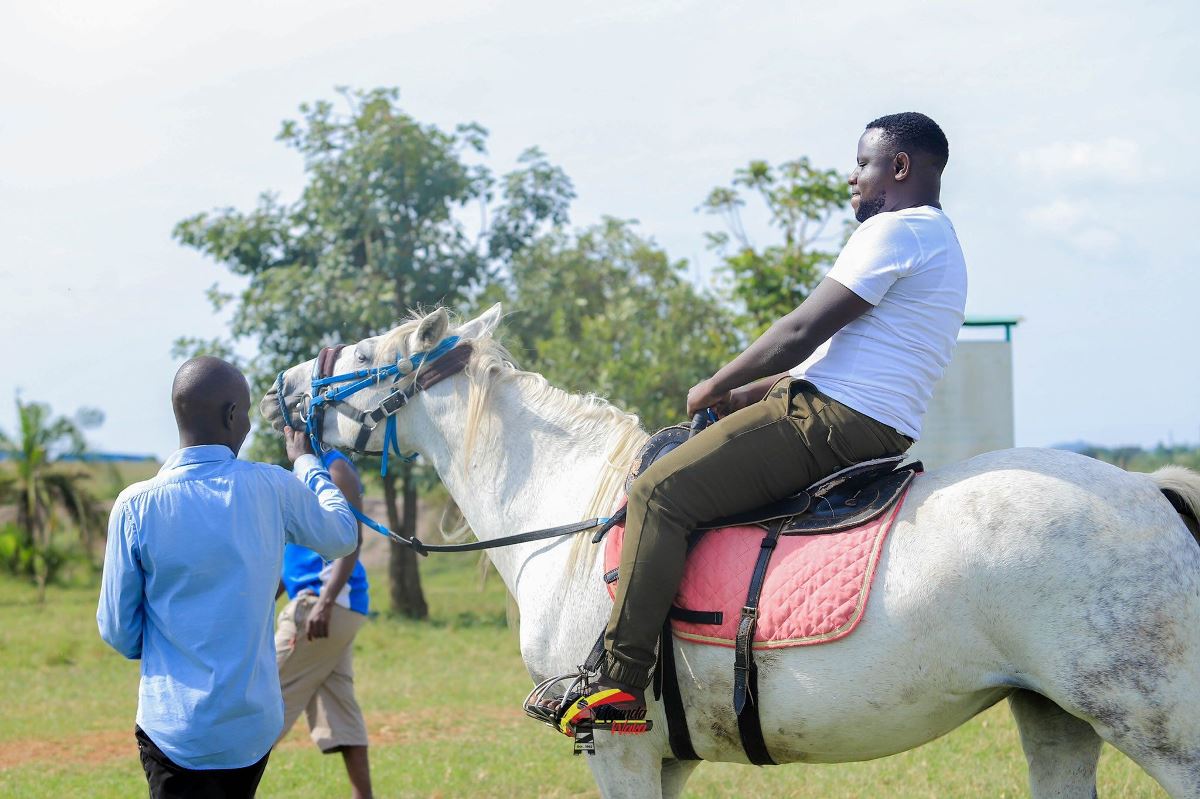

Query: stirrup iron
<box><xmin>522</xmin><ymin>670</ymin><xmax>592</xmax><ymax>731</ymax></box>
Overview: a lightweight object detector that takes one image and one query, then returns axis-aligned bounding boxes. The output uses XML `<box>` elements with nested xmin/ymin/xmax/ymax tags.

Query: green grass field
<box><xmin>0</xmin><ymin>556</ymin><xmax>1167</xmax><ymax>798</ymax></box>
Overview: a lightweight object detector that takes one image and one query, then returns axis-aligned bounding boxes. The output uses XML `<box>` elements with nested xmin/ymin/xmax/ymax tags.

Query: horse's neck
<box><xmin>415</xmin><ymin>376</ymin><xmax>639</xmax><ymax>669</ymax></box>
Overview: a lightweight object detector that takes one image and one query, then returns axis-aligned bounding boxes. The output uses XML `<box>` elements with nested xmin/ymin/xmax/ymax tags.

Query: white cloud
<box><xmin>1023</xmin><ymin>199</ymin><xmax>1085</xmax><ymax>230</ymax></box>
<box><xmin>1069</xmin><ymin>226</ymin><xmax>1120</xmax><ymax>257</ymax></box>
<box><xmin>1018</xmin><ymin>138</ymin><xmax>1149</xmax><ymax>184</ymax></box>
<box><xmin>1023</xmin><ymin>199</ymin><xmax>1121</xmax><ymax>258</ymax></box>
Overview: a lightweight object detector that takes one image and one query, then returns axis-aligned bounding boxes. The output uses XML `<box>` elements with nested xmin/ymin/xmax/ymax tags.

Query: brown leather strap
<box><xmin>317</xmin><ymin>344</ymin><xmax>347</xmax><ymax>378</ymax></box>
<box><xmin>414</xmin><ymin>343</ymin><xmax>473</xmax><ymax>390</ymax></box>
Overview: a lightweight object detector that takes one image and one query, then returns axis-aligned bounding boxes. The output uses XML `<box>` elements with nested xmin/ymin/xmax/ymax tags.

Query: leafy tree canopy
<box><xmin>172</xmin><ymin>87</ymin><xmax>574</xmax><ymax>617</ymax></box>
<box><xmin>701</xmin><ymin>157</ymin><xmax>850</xmax><ymax>336</ymax></box>
<box><xmin>1070</xmin><ymin>443</ymin><xmax>1200</xmax><ymax>472</ymax></box>
<box><xmin>174</xmin><ymin>87</ymin><xmax>573</xmax><ymax>460</ymax></box>
<box><xmin>481</xmin><ymin>218</ymin><xmax>740</xmax><ymax>431</ymax></box>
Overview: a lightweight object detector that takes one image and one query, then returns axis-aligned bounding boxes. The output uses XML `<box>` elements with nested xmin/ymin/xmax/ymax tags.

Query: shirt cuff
<box><xmin>292</xmin><ymin>454</ymin><xmax>324</xmax><ymax>476</ymax></box>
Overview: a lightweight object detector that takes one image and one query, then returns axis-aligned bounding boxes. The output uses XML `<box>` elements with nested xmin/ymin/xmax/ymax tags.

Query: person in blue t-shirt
<box><xmin>275</xmin><ymin>448</ymin><xmax>373</xmax><ymax>799</ymax></box>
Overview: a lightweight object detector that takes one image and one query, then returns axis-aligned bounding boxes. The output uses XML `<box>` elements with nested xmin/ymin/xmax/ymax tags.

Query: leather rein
<box><xmin>275</xmin><ymin>337</ymin><xmax>622</xmax><ymax>556</ymax></box>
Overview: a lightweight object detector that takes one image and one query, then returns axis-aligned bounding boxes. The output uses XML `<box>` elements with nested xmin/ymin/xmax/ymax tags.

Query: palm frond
<box><xmin>43</xmin><ymin>469</ymin><xmax>103</xmax><ymax>533</ymax></box>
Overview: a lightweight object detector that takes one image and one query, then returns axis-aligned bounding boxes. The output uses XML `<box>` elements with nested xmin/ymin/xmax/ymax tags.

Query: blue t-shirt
<box><xmin>282</xmin><ymin>450</ymin><xmax>369</xmax><ymax>615</ymax></box>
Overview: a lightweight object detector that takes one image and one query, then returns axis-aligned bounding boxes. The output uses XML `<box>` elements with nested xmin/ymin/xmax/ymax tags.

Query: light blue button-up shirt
<box><xmin>97</xmin><ymin>445</ymin><xmax>357</xmax><ymax>770</ymax></box>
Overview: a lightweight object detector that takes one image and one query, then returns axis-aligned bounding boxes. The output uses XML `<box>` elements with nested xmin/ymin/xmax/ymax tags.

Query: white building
<box><xmin>908</xmin><ymin>317</ymin><xmax>1019</xmax><ymax>470</ymax></box>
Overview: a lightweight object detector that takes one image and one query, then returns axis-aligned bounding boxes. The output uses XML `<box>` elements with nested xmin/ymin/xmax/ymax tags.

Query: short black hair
<box><xmin>865</xmin><ymin>112</ymin><xmax>949</xmax><ymax>171</ymax></box>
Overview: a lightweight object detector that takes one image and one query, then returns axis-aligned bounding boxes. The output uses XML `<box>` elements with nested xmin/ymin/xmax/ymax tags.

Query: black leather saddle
<box><xmin>628</xmin><ymin>424</ymin><xmax>920</xmax><ymax>536</ymax></box>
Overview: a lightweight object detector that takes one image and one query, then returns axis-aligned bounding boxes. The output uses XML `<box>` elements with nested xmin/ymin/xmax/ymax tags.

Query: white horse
<box><xmin>264</xmin><ymin>304</ymin><xmax>1200</xmax><ymax>798</ymax></box>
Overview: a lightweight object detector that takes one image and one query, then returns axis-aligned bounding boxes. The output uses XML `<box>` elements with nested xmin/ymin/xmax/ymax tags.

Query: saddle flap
<box><xmin>806</xmin><ymin>455</ymin><xmax>907</xmax><ymax>497</ymax></box>
<box><xmin>697</xmin><ymin>493</ymin><xmax>812</xmax><ymax>530</ymax></box>
<box><xmin>783</xmin><ymin>466</ymin><xmax>916</xmax><ymax>535</ymax></box>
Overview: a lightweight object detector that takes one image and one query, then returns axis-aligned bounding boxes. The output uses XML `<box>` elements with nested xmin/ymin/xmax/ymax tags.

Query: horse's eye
<box><xmin>354</xmin><ymin>348</ymin><xmax>368</xmax><ymax>364</ymax></box>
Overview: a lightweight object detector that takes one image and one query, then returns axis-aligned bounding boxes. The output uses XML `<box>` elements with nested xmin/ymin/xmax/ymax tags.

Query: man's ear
<box><xmin>893</xmin><ymin>151</ymin><xmax>911</xmax><ymax>181</ymax></box>
<box><xmin>415</xmin><ymin>308</ymin><xmax>451</xmax><ymax>350</ymax></box>
<box><xmin>222</xmin><ymin>401</ymin><xmax>236</xmax><ymax>431</ymax></box>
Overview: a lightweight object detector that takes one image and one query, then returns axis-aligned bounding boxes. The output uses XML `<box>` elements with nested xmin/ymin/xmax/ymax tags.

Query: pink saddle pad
<box><xmin>604</xmin><ymin>485</ymin><xmax>911</xmax><ymax>649</ymax></box>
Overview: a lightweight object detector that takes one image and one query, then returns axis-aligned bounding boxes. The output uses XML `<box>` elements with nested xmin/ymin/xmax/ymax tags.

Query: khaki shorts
<box><xmin>275</xmin><ymin>594</ymin><xmax>369</xmax><ymax>752</ymax></box>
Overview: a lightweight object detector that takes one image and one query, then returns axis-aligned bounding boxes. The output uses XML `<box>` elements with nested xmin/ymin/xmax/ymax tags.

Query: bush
<box><xmin>0</xmin><ymin>522</ymin><xmax>92</xmax><ymax>587</ymax></box>
<box><xmin>0</xmin><ymin>522</ymin><xmax>33</xmax><ymax>575</ymax></box>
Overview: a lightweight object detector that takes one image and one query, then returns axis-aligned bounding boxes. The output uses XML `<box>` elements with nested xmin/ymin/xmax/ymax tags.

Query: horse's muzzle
<box><xmin>259</xmin><ymin>388</ymin><xmax>288</xmax><ymax>432</ymax></box>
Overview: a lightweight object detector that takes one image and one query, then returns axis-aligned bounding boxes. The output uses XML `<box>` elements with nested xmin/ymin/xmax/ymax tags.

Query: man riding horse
<box><xmin>555</xmin><ymin>112</ymin><xmax>968</xmax><ymax>733</ymax></box>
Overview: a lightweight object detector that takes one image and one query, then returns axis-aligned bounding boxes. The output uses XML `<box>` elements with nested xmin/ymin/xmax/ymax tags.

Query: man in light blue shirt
<box><xmin>98</xmin><ymin>356</ymin><xmax>357</xmax><ymax>798</ymax></box>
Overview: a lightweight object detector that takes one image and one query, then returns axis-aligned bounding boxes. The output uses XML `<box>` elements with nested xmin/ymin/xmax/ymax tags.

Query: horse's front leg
<box><xmin>660</xmin><ymin>757</ymin><xmax>700</xmax><ymax>799</ymax></box>
<box><xmin>585</xmin><ymin>735</ymin><xmax>668</xmax><ymax>799</ymax></box>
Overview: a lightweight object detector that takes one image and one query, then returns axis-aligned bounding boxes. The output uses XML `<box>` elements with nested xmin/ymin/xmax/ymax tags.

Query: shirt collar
<box><xmin>161</xmin><ymin>445</ymin><xmax>237</xmax><ymax>471</ymax></box>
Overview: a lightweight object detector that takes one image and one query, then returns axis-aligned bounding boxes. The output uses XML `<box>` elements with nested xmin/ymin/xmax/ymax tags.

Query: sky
<box><xmin>1</xmin><ymin>0</ymin><xmax>1196</xmax><ymax>458</ymax></box>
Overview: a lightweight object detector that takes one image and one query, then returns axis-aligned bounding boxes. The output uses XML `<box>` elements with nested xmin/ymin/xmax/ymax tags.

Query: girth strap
<box><xmin>601</xmin><ymin>567</ymin><xmax>723</xmax><ymax>626</ymax></box>
<box><xmin>669</xmin><ymin>607</ymin><xmax>723</xmax><ymax>625</ymax></box>
<box><xmin>733</xmin><ymin>517</ymin><xmax>785</xmax><ymax>766</ymax></box>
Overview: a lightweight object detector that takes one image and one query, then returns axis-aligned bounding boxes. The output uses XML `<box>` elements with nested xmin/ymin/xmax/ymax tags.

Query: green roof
<box><xmin>963</xmin><ymin>316</ymin><xmax>1022</xmax><ymax>327</ymax></box>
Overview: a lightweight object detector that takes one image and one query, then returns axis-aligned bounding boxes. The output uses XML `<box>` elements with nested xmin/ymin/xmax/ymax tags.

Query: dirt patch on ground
<box><xmin>357</xmin><ymin>706</ymin><xmax>526</xmax><ymax>748</ymax></box>
<box><xmin>0</xmin><ymin>730</ymin><xmax>134</xmax><ymax>770</ymax></box>
<box><xmin>0</xmin><ymin>706</ymin><xmax>528</xmax><ymax>771</ymax></box>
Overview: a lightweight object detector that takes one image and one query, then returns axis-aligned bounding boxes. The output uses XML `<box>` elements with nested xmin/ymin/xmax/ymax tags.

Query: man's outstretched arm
<box><xmin>688</xmin><ymin>278</ymin><xmax>873</xmax><ymax>415</ymax></box>
<box><xmin>303</xmin><ymin>458</ymin><xmax>364</xmax><ymax>641</ymax></box>
<box><xmin>282</xmin><ymin>426</ymin><xmax>357</xmax><ymax>560</ymax></box>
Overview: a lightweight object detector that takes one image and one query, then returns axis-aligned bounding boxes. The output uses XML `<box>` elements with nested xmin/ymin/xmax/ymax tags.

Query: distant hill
<box><xmin>1053</xmin><ymin>442</ymin><xmax>1200</xmax><ymax>471</ymax></box>
<box><xmin>1050</xmin><ymin>440</ymin><xmax>1093</xmax><ymax>454</ymax></box>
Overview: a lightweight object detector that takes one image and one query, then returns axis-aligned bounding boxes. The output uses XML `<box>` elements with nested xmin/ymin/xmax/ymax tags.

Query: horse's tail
<box><xmin>1152</xmin><ymin>465</ymin><xmax>1200</xmax><ymax>543</ymax></box>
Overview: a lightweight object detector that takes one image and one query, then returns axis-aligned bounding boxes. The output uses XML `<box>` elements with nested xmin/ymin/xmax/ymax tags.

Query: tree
<box><xmin>0</xmin><ymin>398</ymin><xmax>105</xmax><ymax>602</ymax></box>
<box><xmin>1073</xmin><ymin>443</ymin><xmax>1200</xmax><ymax>472</ymax></box>
<box><xmin>701</xmin><ymin>158</ymin><xmax>850</xmax><ymax>336</ymax></box>
<box><xmin>481</xmin><ymin>218</ymin><xmax>740</xmax><ymax>431</ymax></box>
<box><xmin>174</xmin><ymin>87</ymin><xmax>571</xmax><ymax>617</ymax></box>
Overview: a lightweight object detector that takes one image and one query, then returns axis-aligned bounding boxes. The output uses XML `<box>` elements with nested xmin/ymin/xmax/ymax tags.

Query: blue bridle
<box><xmin>274</xmin><ymin>333</ymin><xmax>621</xmax><ymax>555</ymax></box>
<box><xmin>275</xmin><ymin>335</ymin><xmax>461</xmax><ymax>478</ymax></box>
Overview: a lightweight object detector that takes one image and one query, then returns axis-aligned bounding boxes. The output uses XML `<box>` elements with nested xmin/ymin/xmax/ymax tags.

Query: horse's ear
<box><xmin>457</xmin><ymin>303</ymin><xmax>502</xmax><ymax>341</ymax></box>
<box><xmin>415</xmin><ymin>308</ymin><xmax>450</xmax><ymax>350</ymax></box>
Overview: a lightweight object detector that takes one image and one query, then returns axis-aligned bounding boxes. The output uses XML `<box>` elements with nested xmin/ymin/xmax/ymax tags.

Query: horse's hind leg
<box><xmin>1085</xmin><ymin>702</ymin><xmax>1200</xmax><ymax>798</ymax></box>
<box><xmin>1009</xmin><ymin>690</ymin><xmax>1103</xmax><ymax>799</ymax></box>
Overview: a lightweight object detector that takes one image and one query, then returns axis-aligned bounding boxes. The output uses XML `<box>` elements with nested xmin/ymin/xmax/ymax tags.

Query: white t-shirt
<box><xmin>790</xmin><ymin>206</ymin><xmax>967</xmax><ymax>440</ymax></box>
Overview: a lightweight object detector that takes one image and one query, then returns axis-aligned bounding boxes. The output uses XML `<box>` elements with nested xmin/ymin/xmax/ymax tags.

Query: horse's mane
<box><xmin>381</xmin><ymin>311</ymin><xmax>649</xmax><ymax>570</ymax></box>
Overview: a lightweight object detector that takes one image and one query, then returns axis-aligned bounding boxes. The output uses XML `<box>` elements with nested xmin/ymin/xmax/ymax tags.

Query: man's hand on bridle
<box><xmin>284</xmin><ymin>426</ymin><xmax>314</xmax><ymax>463</ymax></box>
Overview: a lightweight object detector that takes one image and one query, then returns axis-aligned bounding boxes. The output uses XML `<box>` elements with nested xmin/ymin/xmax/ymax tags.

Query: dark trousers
<box><xmin>136</xmin><ymin>726</ymin><xmax>270</xmax><ymax>799</ymax></box>
<box><xmin>603</xmin><ymin>378</ymin><xmax>912</xmax><ymax>688</ymax></box>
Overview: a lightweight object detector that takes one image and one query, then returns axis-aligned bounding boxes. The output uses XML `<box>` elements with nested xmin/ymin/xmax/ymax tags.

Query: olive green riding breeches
<box><xmin>602</xmin><ymin>378</ymin><xmax>913</xmax><ymax>688</ymax></box>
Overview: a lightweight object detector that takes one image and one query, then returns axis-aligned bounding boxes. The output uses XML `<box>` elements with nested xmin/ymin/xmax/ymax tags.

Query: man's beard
<box><xmin>855</xmin><ymin>192</ymin><xmax>886</xmax><ymax>222</ymax></box>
